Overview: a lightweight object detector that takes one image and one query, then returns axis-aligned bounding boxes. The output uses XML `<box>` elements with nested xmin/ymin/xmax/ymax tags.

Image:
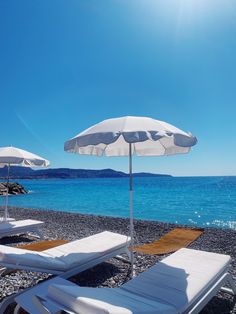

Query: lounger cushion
<box><xmin>47</xmin><ymin>248</ymin><xmax>231</xmax><ymax>314</ymax></box>
<box><xmin>0</xmin><ymin>219</ymin><xmax>44</xmax><ymax>239</ymax></box>
<box><xmin>122</xmin><ymin>248</ymin><xmax>231</xmax><ymax>312</ymax></box>
<box><xmin>48</xmin><ymin>284</ymin><xmax>176</xmax><ymax>314</ymax></box>
<box><xmin>0</xmin><ymin>231</ymin><xmax>129</xmax><ymax>273</ymax></box>
<box><xmin>0</xmin><ymin>219</ymin><xmax>44</xmax><ymax>232</ymax></box>
<box><xmin>43</xmin><ymin>231</ymin><xmax>130</xmax><ymax>269</ymax></box>
<box><xmin>0</xmin><ymin>245</ymin><xmax>66</xmax><ymax>271</ymax></box>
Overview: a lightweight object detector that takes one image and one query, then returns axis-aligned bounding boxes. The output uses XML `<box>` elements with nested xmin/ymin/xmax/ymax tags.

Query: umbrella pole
<box><xmin>4</xmin><ymin>164</ymin><xmax>10</xmax><ymax>222</ymax></box>
<box><xmin>129</xmin><ymin>143</ymin><xmax>134</xmax><ymax>277</ymax></box>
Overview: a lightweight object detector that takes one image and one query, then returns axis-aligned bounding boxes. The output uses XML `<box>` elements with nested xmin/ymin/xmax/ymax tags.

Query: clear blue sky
<box><xmin>0</xmin><ymin>0</ymin><xmax>236</xmax><ymax>176</ymax></box>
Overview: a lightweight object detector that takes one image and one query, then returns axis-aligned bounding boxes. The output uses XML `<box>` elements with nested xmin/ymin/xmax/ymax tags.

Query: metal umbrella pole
<box><xmin>129</xmin><ymin>143</ymin><xmax>134</xmax><ymax>277</ymax></box>
<box><xmin>4</xmin><ymin>163</ymin><xmax>10</xmax><ymax>222</ymax></box>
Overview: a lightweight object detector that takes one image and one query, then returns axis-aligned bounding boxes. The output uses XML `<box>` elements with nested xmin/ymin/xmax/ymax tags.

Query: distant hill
<box><xmin>0</xmin><ymin>166</ymin><xmax>172</xmax><ymax>179</ymax></box>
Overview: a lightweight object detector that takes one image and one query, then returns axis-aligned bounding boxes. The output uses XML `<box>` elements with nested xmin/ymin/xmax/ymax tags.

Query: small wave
<box><xmin>211</xmin><ymin>219</ymin><xmax>236</xmax><ymax>230</ymax></box>
<box><xmin>28</xmin><ymin>190</ymin><xmax>35</xmax><ymax>194</ymax></box>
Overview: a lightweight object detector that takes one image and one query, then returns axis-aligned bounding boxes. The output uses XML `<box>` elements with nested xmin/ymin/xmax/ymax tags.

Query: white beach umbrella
<box><xmin>0</xmin><ymin>146</ymin><xmax>50</xmax><ymax>221</ymax></box>
<box><xmin>64</xmin><ymin>116</ymin><xmax>197</xmax><ymax>275</ymax></box>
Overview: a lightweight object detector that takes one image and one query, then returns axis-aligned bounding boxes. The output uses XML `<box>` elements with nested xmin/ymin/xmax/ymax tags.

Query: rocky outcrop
<box><xmin>0</xmin><ymin>182</ymin><xmax>28</xmax><ymax>195</ymax></box>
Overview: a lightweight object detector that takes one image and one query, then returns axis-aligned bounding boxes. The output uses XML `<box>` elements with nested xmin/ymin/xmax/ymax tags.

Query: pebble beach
<box><xmin>0</xmin><ymin>206</ymin><xmax>236</xmax><ymax>314</ymax></box>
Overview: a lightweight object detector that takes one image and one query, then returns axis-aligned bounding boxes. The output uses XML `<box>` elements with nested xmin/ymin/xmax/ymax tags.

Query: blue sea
<box><xmin>0</xmin><ymin>176</ymin><xmax>236</xmax><ymax>230</ymax></box>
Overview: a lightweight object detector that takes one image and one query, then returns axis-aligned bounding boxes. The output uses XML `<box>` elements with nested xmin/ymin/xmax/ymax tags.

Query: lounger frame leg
<box><xmin>115</xmin><ymin>247</ymin><xmax>132</xmax><ymax>264</ymax></box>
<box><xmin>32</xmin><ymin>296</ymin><xmax>53</xmax><ymax>314</ymax></box>
<box><xmin>13</xmin><ymin>304</ymin><xmax>21</xmax><ymax>314</ymax></box>
<box><xmin>221</xmin><ymin>273</ymin><xmax>236</xmax><ymax>295</ymax></box>
<box><xmin>0</xmin><ymin>268</ymin><xmax>13</xmax><ymax>276</ymax></box>
<box><xmin>28</xmin><ymin>228</ymin><xmax>45</xmax><ymax>239</ymax></box>
<box><xmin>187</xmin><ymin>273</ymin><xmax>236</xmax><ymax>314</ymax></box>
<box><xmin>0</xmin><ymin>294</ymin><xmax>16</xmax><ymax>314</ymax></box>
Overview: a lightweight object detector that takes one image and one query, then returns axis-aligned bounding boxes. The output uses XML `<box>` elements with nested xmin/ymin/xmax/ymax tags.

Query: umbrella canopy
<box><xmin>64</xmin><ymin>116</ymin><xmax>197</xmax><ymax>275</ymax></box>
<box><xmin>0</xmin><ymin>146</ymin><xmax>49</xmax><ymax>167</ymax></box>
<box><xmin>0</xmin><ymin>146</ymin><xmax>49</xmax><ymax>221</ymax></box>
<box><xmin>64</xmin><ymin>116</ymin><xmax>197</xmax><ymax>156</ymax></box>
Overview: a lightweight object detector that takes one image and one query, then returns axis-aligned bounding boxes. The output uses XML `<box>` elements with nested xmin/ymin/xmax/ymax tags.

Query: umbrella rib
<box><xmin>103</xmin><ymin>143</ymin><xmax>109</xmax><ymax>156</ymax></box>
<box><xmin>158</xmin><ymin>138</ymin><xmax>167</xmax><ymax>154</ymax></box>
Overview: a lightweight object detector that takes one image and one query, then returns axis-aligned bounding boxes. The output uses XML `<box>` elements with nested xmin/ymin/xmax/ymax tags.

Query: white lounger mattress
<box><xmin>43</xmin><ymin>231</ymin><xmax>130</xmax><ymax>269</ymax></box>
<box><xmin>0</xmin><ymin>245</ymin><xmax>65</xmax><ymax>270</ymax></box>
<box><xmin>0</xmin><ymin>219</ymin><xmax>44</xmax><ymax>231</ymax></box>
<box><xmin>48</xmin><ymin>284</ymin><xmax>176</xmax><ymax>314</ymax></box>
<box><xmin>47</xmin><ymin>248</ymin><xmax>231</xmax><ymax>314</ymax></box>
<box><xmin>0</xmin><ymin>231</ymin><xmax>130</xmax><ymax>272</ymax></box>
<box><xmin>122</xmin><ymin>248</ymin><xmax>231</xmax><ymax>313</ymax></box>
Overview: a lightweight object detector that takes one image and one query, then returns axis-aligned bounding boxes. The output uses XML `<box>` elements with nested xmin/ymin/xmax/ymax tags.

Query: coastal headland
<box><xmin>0</xmin><ymin>206</ymin><xmax>235</xmax><ymax>313</ymax></box>
<box><xmin>0</xmin><ymin>166</ymin><xmax>172</xmax><ymax>179</ymax></box>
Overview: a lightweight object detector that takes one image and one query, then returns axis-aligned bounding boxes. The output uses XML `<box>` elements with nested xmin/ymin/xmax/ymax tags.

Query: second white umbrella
<box><xmin>0</xmin><ymin>146</ymin><xmax>50</xmax><ymax>221</ymax></box>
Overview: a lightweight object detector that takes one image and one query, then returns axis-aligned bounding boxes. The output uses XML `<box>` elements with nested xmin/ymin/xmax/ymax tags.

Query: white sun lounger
<box><xmin>0</xmin><ymin>231</ymin><xmax>131</xmax><ymax>313</ymax></box>
<box><xmin>0</xmin><ymin>231</ymin><xmax>131</xmax><ymax>275</ymax></box>
<box><xmin>13</xmin><ymin>248</ymin><xmax>236</xmax><ymax>314</ymax></box>
<box><xmin>0</xmin><ymin>219</ymin><xmax>44</xmax><ymax>239</ymax></box>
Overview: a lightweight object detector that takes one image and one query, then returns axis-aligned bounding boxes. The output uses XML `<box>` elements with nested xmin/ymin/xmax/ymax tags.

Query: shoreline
<box><xmin>0</xmin><ymin>206</ymin><xmax>236</xmax><ymax>313</ymax></box>
<box><xmin>1</xmin><ymin>205</ymin><xmax>235</xmax><ymax>232</ymax></box>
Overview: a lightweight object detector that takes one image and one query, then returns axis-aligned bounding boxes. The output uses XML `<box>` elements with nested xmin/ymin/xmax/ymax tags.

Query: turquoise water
<box><xmin>0</xmin><ymin>177</ymin><xmax>236</xmax><ymax>230</ymax></box>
